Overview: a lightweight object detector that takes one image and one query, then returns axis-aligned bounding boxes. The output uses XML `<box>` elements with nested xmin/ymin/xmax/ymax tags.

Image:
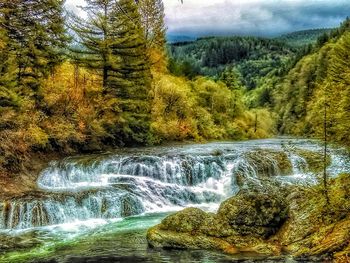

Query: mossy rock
<box><xmin>217</xmin><ymin>190</ymin><xmax>288</xmax><ymax>237</ymax></box>
<box><xmin>293</xmin><ymin>149</ymin><xmax>331</xmax><ymax>173</ymax></box>
<box><xmin>147</xmin><ymin>225</ymin><xmax>238</xmax><ymax>252</ymax></box>
<box><xmin>199</xmin><ymin>213</ymin><xmax>237</xmax><ymax>238</ymax></box>
<box><xmin>278</xmin><ymin>174</ymin><xmax>350</xmax><ymax>257</ymax></box>
<box><xmin>147</xmin><ymin>225</ymin><xmax>280</xmax><ymax>256</ymax></box>
<box><xmin>290</xmin><ymin>217</ymin><xmax>350</xmax><ymax>259</ymax></box>
<box><xmin>160</xmin><ymin>207</ymin><xmax>208</xmax><ymax>233</ymax></box>
<box><xmin>147</xmin><ymin>174</ymin><xmax>350</xmax><ymax>261</ymax></box>
<box><xmin>244</xmin><ymin>149</ymin><xmax>293</xmax><ymax>176</ymax></box>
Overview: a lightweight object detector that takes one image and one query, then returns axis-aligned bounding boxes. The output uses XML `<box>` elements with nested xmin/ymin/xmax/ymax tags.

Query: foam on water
<box><xmin>1</xmin><ymin>138</ymin><xmax>349</xmax><ymax>232</ymax></box>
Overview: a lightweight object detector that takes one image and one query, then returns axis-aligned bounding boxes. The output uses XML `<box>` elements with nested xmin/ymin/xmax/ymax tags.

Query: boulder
<box><xmin>217</xmin><ymin>190</ymin><xmax>288</xmax><ymax>237</ymax></box>
<box><xmin>147</xmin><ymin>174</ymin><xmax>350</xmax><ymax>261</ymax></box>
<box><xmin>244</xmin><ymin>149</ymin><xmax>293</xmax><ymax>177</ymax></box>
<box><xmin>147</xmin><ymin>181</ymin><xmax>288</xmax><ymax>256</ymax></box>
<box><xmin>292</xmin><ymin>149</ymin><xmax>331</xmax><ymax>173</ymax></box>
<box><xmin>159</xmin><ymin>207</ymin><xmax>207</xmax><ymax>233</ymax></box>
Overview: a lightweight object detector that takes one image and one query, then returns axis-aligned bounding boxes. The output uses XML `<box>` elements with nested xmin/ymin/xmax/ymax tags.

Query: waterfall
<box><xmin>1</xmin><ymin>139</ymin><xmax>348</xmax><ymax>231</ymax></box>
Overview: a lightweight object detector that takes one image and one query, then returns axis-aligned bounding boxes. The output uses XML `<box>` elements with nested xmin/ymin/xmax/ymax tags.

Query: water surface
<box><xmin>1</xmin><ymin>138</ymin><xmax>349</xmax><ymax>262</ymax></box>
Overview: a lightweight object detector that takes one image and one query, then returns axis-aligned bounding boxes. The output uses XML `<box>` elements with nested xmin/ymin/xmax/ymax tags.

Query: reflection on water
<box><xmin>1</xmin><ymin>213</ymin><xmax>291</xmax><ymax>263</ymax></box>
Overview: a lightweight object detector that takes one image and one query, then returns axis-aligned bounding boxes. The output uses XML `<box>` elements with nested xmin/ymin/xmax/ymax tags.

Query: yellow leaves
<box><xmin>151</xmin><ymin>73</ymin><xmax>275</xmax><ymax>142</ymax></box>
<box><xmin>43</xmin><ymin>117</ymin><xmax>85</xmax><ymax>144</ymax></box>
<box><xmin>149</xmin><ymin>48</ymin><xmax>167</xmax><ymax>72</ymax></box>
<box><xmin>37</xmin><ymin>62</ymin><xmax>111</xmax><ymax>146</ymax></box>
<box><xmin>26</xmin><ymin>125</ymin><xmax>49</xmax><ymax>147</ymax></box>
<box><xmin>153</xmin><ymin>73</ymin><xmax>193</xmax><ymax>118</ymax></box>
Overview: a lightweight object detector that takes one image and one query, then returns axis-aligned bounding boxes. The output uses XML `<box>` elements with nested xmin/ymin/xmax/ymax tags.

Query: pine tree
<box><xmin>109</xmin><ymin>0</ymin><xmax>152</xmax><ymax>144</ymax></box>
<box><xmin>0</xmin><ymin>0</ymin><xmax>68</xmax><ymax>91</ymax></box>
<box><xmin>70</xmin><ymin>0</ymin><xmax>115</xmax><ymax>88</ymax></box>
<box><xmin>71</xmin><ymin>0</ymin><xmax>152</xmax><ymax>145</ymax></box>
<box><xmin>137</xmin><ymin>0</ymin><xmax>167</xmax><ymax>70</ymax></box>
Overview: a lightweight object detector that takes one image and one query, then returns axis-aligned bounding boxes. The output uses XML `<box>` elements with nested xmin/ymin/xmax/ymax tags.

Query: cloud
<box><xmin>163</xmin><ymin>0</ymin><xmax>350</xmax><ymax>36</ymax></box>
<box><xmin>65</xmin><ymin>0</ymin><xmax>350</xmax><ymax>37</ymax></box>
<box><xmin>65</xmin><ymin>0</ymin><xmax>86</xmax><ymax>17</ymax></box>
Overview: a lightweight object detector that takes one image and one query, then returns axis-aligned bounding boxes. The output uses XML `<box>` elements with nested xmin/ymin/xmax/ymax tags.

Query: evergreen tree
<box><xmin>108</xmin><ymin>0</ymin><xmax>152</xmax><ymax>144</ymax></box>
<box><xmin>70</xmin><ymin>0</ymin><xmax>115</xmax><ymax>87</ymax></box>
<box><xmin>71</xmin><ymin>0</ymin><xmax>152</xmax><ymax>145</ymax></box>
<box><xmin>0</xmin><ymin>0</ymin><xmax>68</xmax><ymax>91</ymax></box>
<box><xmin>137</xmin><ymin>0</ymin><xmax>167</xmax><ymax>70</ymax></box>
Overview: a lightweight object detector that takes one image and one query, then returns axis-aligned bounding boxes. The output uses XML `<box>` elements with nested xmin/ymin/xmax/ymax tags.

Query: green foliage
<box><xmin>150</xmin><ymin>73</ymin><xmax>275</xmax><ymax>143</ymax></box>
<box><xmin>71</xmin><ymin>0</ymin><xmax>152</xmax><ymax>145</ymax></box>
<box><xmin>168</xmin><ymin>36</ymin><xmax>297</xmax><ymax>90</ymax></box>
<box><xmin>0</xmin><ymin>0</ymin><xmax>68</xmax><ymax>91</ymax></box>
<box><xmin>137</xmin><ymin>0</ymin><xmax>167</xmax><ymax>71</ymax></box>
<box><xmin>275</xmin><ymin>20</ymin><xmax>350</xmax><ymax>146</ymax></box>
<box><xmin>276</xmin><ymin>29</ymin><xmax>334</xmax><ymax>47</ymax></box>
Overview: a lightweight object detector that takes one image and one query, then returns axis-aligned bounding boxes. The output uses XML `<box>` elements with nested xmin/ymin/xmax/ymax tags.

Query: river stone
<box><xmin>199</xmin><ymin>212</ymin><xmax>237</xmax><ymax>237</ymax></box>
<box><xmin>278</xmin><ymin>173</ymin><xmax>350</xmax><ymax>256</ymax></box>
<box><xmin>292</xmin><ymin>149</ymin><xmax>331</xmax><ymax>173</ymax></box>
<box><xmin>147</xmin><ymin>224</ymin><xmax>239</xmax><ymax>252</ymax></box>
<box><xmin>147</xmin><ymin>224</ymin><xmax>280</xmax><ymax>256</ymax></box>
<box><xmin>217</xmin><ymin>190</ymin><xmax>288</xmax><ymax>237</ymax></box>
<box><xmin>244</xmin><ymin>149</ymin><xmax>293</xmax><ymax>176</ymax></box>
<box><xmin>160</xmin><ymin>207</ymin><xmax>207</xmax><ymax>232</ymax></box>
<box><xmin>147</xmin><ymin>174</ymin><xmax>350</xmax><ymax>261</ymax></box>
<box><xmin>120</xmin><ymin>194</ymin><xmax>145</xmax><ymax>217</ymax></box>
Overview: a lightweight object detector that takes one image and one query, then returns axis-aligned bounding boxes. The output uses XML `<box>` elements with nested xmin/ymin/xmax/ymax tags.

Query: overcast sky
<box><xmin>65</xmin><ymin>0</ymin><xmax>350</xmax><ymax>37</ymax></box>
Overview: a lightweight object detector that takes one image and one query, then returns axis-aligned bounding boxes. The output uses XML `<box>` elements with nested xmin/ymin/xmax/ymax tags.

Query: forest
<box><xmin>0</xmin><ymin>0</ymin><xmax>277</xmax><ymax>176</ymax></box>
<box><xmin>0</xmin><ymin>1</ymin><xmax>350</xmax><ymax>263</ymax></box>
<box><xmin>0</xmin><ymin>0</ymin><xmax>349</xmax><ymax>176</ymax></box>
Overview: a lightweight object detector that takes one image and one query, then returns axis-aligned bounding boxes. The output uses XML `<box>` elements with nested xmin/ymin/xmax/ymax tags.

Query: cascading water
<box><xmin>1</xmin><ymin>139</ymin><xmax>349</xmax><ymax>231</ymax></box>
<box><xmin>1</xmin><ymin>139</ymin><xmax>350</xmax><ymax>263</ymax></box>
<box><xmin>1</xmin><ymin>152</ymin><xmax>241</xmax><ymax>230</ymax></box>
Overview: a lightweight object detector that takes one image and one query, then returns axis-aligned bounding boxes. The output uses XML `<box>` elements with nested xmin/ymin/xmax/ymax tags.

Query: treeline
<box><xmin>0</xmin><ymin>0</ymin><xmax>274</xmax><ymax>175</ymax></box>
<box><xmin>275</xmin><ymin>18</ymin><xmax>350</xmax><ymax>146</ymax></box>
<box><xmin>168</xmin><ymin>36</ymin><xmax>302</xmax><ymax>112</ymax></box>
<box><xmin>275</xmin><ymin>28</ymin><xmax>334</xmax><ymax>47</ymax></box>
<box><xmin>152</xmin><ymin>72</ymin><xmax>275</xmax><ymax>142</ymax></box>
<box><xmin>169</xmin><ymin>36</ymin><xmax>296</xmax><ymax>89</ymax></box>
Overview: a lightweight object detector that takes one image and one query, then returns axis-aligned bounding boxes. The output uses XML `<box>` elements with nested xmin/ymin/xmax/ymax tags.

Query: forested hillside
<box><xmin>0</xmin><ymin>0</ymin><xmax>349</xmax><ymax>177</ymax></box>
<box><xmin>275</xmin><ymin>28</ymin><xmax>334</xmax><ymax>47</ymax></box>
<box><xmin>168</xmin><ymin>20</ymin><xmax>350</xmax><ymax>142</ymax></box>
<box><xmin>168</xmin><ymin>36</ymin><xmax>296</xmax><ymax>88</ymax></box>
<box><xmin>0</xmin><ymin>0</ymin><xmax>274</xmax><ymax>176</ymax></box>
<box><xmin>275</xmin><ymin>18</ymin><xmax>350</xmax><ymax>146</ymax></box>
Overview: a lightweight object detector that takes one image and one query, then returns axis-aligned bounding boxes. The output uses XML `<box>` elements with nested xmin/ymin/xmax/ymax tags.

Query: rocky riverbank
<box><xmin>0</xmin><ymin>153</ymin><xmax>63</xmax><ymax>199</ymax></box>
<box><xmin>147</xmin><ymin>150</ymin><xmax>350</xmax><ymax>262</ymax></box>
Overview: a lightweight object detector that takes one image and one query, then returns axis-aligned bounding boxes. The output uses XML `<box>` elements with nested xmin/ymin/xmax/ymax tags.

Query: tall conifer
<box><xmin>0</xmin><ymin>0</ymin><xmax>68</xmax><ymax>91</ymax></box>
<box><xmin>137</xmin><ymin>0</ymin><xmax>167</xmax><ymax>69</ymax></box>
<box><xmin>71</xmin><ymin>0</ymin><xmax>152</xmax><ymax>144</ymax></box>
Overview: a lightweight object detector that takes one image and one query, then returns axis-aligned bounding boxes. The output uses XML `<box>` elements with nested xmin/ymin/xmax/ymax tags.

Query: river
<box><xmin>0</xmin><ymin>138</ymin><xmax>349</xmax><ymax>262</ymax></box>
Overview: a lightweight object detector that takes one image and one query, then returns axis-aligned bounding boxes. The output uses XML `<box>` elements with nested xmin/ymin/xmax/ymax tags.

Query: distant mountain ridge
<box><xmin>167</xmin><ymin>28</ymin><xmax>335</xmax><ymax>45</ymax></box>
<box><xmin>275</xmin><ymin>28</ymin><xmax>335</xmax><ymax>46</ymax></box>
<box><xmin>167</xmin><ymin>34</ymin><xmax>196</xmax><ymax>43</ymax></box>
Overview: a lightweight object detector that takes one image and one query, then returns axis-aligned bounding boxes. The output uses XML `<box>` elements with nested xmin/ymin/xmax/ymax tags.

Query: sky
<box><xmin>65</xmin><ymin>0</ymin><xmax>350</xmax><ymax>37</ymax></box>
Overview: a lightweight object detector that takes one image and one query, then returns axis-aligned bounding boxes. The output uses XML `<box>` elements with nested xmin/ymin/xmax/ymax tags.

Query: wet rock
<box><xmin>120</xmin><ymin>194</ymin><xmax>144</xmax><ymax>217</ymax></box>
<box><xmin>199</xmin><ymin>212</ymin><xmax>236</xmax><ymax>237</ymax></box>
<box><xmin>278</xmin><ymin>173</ymin><xmax>350</xmax><ymax>258</ymax></box>
<box><xmin>211</xmin><ymin>149</ymin><xmax>223</xmax><ymax>156</ymax></box>
<box><xmin>217</xmin><ymin>190</ymin><xmax>288</xmax><ymax>237</ymax></box>
<box><xmin>0</xmin><ymin>231</ymin><xmax>43</xmax><ymax>252</ymax></box>
<box><xmin>147</xmin><ymin>182</ymin><xmax>287</xmax><ymax>256</ymax></box>
<box><xmin>147</xmin><ymin>174</ymin><xmax>350</xmax><ymax>261</ymax></box>
<box><xmin>147</xmin><ymin>224</ymin><xmax>238</xmax><ymax>252</ymax></box>
<box><xmin>244</xmin><ymin>149</ymin><xmax>293</xmax><ymax>176</ymax></box>
<box><xmin>160</xmin><ymin>207</ymin><xmax>207</xmax><ymax>233</ymax></box>
<box><xmin>292</xmin><ymin>149</ymin><xmax>331</xmax><ymax>173</ymax></box>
